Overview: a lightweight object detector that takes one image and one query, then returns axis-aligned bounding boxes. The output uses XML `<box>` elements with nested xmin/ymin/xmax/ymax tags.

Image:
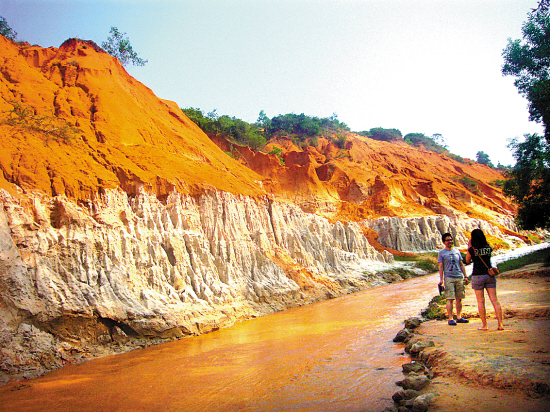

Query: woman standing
<box><xmin>466</xmin><ymin>228</ymin><xmax>504</xmax><ymax>330</ymax></box>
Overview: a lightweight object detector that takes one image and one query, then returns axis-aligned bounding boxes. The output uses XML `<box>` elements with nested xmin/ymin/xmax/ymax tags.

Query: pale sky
<box><xmin>1</xmin><ymin>0</ymin><xmax>544</xmax><ymax>166</ymax></box>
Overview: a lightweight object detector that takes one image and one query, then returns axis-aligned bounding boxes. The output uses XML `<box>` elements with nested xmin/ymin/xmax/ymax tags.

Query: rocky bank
<box><xmin>389</xmin><ymin>263</ymin><xmax>550</xmax><ymax>412</ymax></box>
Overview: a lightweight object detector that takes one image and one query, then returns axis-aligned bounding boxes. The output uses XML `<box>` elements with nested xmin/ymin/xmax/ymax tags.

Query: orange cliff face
<box><xmin>0</xmin><ymin>37</ymin><xmax>515</xmax><ymax>226</ymax></box>
<box><xmin>0</xmin><ymin>37</ymin><xmax>264</xmax><ymax>201</ymax></box>
<box><xmin>234</xmin><ymin>133</ymin><xmax>515</xmax><ymax>223</ymax></box>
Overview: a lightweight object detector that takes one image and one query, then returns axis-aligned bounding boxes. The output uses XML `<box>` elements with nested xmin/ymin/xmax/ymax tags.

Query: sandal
<box><xmin>456</xmin><ymin>318</ymin><xmax>469</xmax><ymax>323</ymax></box>
<box><xmin>448</xmin><ymin>320</ymin><xmax>457</xmax><ymax>326</ymax></box>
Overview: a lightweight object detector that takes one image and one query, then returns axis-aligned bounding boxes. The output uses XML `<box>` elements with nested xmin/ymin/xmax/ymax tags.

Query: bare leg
<box><xmin>486</xmin><ymin>288</ymin><xmax>504</xmax><ymax>330</ymax></box>
<box><xmin>456</xmin><ymin>298</ymin><xmax>463</xmax><ymax>319</ymax></box>
<box><xmin>446</xmin><ymin>299</ymin><xmax>454</xmax><ymax>320</ymax></box>
<box><xmin>474</xmin><ymin>289</ymin><xmax>488</xmax><ymax>330</ymax></box>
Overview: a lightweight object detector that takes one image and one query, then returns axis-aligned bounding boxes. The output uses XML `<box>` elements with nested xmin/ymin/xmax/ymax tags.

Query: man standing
<box><xmin>438</xmin><ymin>232</ymin><xmax>469</xmax><ymax>326</ymax></box>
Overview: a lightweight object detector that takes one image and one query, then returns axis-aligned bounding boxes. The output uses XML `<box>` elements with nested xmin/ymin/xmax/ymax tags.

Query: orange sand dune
<box><xmin>0</xmin><ymin>36</ymin><xmax>514</xmax><ymax>225</ymax></box>
<box><xmin>0</xmin><ymin>37</ymin><xmax>263</xmax><ymax>201</ymax></box>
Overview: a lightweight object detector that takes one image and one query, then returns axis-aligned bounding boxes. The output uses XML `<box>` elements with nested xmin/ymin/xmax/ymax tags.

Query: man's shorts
<box><xmin>471</xmin><ymin>274</ymin><xmax>497</xmax><ymax>290</ymax></box>
<box><xmin>444</xmin><ymin>277</ymin><xmax>465</xmax><ymax>300</ymax></box>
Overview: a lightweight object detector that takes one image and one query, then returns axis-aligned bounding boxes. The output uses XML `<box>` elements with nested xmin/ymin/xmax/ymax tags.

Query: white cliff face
<box><xmin>0</xmin><ymin>188</ymin><xmax>523</xmax><ymax>383</ymax></box>
<box><xmin>0</xmin><ymin>188</ymin><xmax>396</xmax><ymax>383</ymax></box>
<box><xmin>364</xmin><ymin>215</ymin><xmax>520</xmax><ymax>252</ymax></box>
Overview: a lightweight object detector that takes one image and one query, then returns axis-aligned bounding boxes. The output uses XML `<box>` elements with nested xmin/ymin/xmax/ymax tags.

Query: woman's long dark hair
<box><xmin>471</xmin><ymin>228</ymin><xmax>489</xmax><ymax>249</ymax></box>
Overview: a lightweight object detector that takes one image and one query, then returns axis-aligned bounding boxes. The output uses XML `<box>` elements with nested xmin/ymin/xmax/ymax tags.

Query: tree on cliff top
<box><xmin>404</xmin><ymin>132</ymin><xmax>448</xmax><ymax>154</ymax></box>
<box><xmin>502</xmin><ymin>2</ymin><xmax>550</xmax><ymax>229</ymax></box>
<box><xmin>476</xmin><ymin>151</ymin><xmax>494</xmax><ymax>168</ymax></box>
<box><xmin>360</xmin><ymin>127</ymin><xmax>403</xmax><ymax>142</ymax></box>
<box><xmin>101</xmin><ymin>27</ymin><xmax>147</xmax><ymax>67</ymax></box>
<box><xmin>502</xmin><ymin>3</ymin><xmax>550</xmax><ymax>140</ymax></box>
<box><xmin>0</xmin><ymin>16</ymin><xmax>17</xmax><ymax>41</ymax></box>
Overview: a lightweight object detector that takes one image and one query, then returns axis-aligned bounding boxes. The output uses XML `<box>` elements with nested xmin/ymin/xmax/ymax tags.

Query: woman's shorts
<box><xmin>444</xmin><ymin>277</ymin><xmax>465</xmax><ymax>300</ymax></box>
<box><xmin>471</xmin><ymin>274</ymin><xmax>497</xmax><ymax>290</ymax></box>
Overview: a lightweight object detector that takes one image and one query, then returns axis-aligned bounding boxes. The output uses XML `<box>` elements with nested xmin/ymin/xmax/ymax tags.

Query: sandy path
<box><xmin>411</xmin><ymin>265</ymin><xmax>550</xmax><ymax>412</ymax></box>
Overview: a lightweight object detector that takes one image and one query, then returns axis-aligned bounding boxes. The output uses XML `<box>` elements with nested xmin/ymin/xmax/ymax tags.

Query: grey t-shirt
<box><xmin>438</xmin><ymin>248</ymin><xmax>464</xmax><ymax>278</ymax></box>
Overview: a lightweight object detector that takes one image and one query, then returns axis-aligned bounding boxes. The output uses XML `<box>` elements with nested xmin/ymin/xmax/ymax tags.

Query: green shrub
<box><xmin>0</xmin><ymin>16</ymin><xmax>17</xmax><ymax>41</ymax></box>
<box><xmin>416</xmin><ymin>258</ymin><xmax>439</xmax><ymax>273</ymax></box>
<box><xmin>376</xmin><ymin>268</ymin><xmax>416</xmax><ymax>282</ymax></box>
<box><xmin>446</xmin><ymin>153</ymin><xmax>469</xmax><ymax>164</ymax></box>
<box><xmin>490</xmin><ymin>179</ymin><xmax>506</xmax><ymax>188</ymax></box>
<box><xmin>454</xmin><ymin>175</ymin><xmax>480</xmax><ymax>195</ymax></box>
<box><xmin>310</xmin><ymin>135</ymin><xmax>319</xmax><ymax>148</ymax></box>
<box><xmin>268</xmin><ymin>112</ymin><xmax>349</xmax><ymax>138</ymax></box>
<box><xmin>268</xmin><ymin>147</ymin><xmax>285</xmax><ymax>166</ymax></box>
<box><xmin>1</xmin><ymin>101</ymin><xmax>81</xmax><ymax>143</ymax></box>
<box><xmin>224</xmin><ymin>150</ymin><xmax>239</xmax><ymax>160</ymax></box>
<box><xmin>182</xmin><ymin>107</ymin><xmax>266</xmax><ymax>151</ymax></box>
<box><xmin>525</xmin><ymin>232</ymin><xmax>543</xmax><ymax>244</ymax></box>
<box><xmin>360</xmin><ymin>127</ymin><xmax>403</xmax><ymax>142</ymax></box>
<box><xmin>404</xmin><ymin>132</ymin><xmax>448</xmax><ymax>154</ymax></box>
<box><xmin>394</xmin><ymin>253</ymin><xmax>439</xmax><ymax>273</ymax></box>
<box><xmin>422</xmin><ymin>294</ymin><xmax>447</xmax><ymax>320</ymax></box>
<box><xmin>335</xmin><ymin>133</ymin><xmax>347</xmax><ymax>149</ymax></box>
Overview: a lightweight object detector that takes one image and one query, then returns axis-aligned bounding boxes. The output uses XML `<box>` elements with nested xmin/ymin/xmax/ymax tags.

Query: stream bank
<box><xmin>389</xmin><ymin>262</ymin><xmax>550</xmax><ymax>412</ymax></box>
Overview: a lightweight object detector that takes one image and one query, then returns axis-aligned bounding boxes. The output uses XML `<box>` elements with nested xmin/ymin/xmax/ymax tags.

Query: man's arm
<box><xmin>460</xmin><ymin>260</ymin><xmax>469</xmax><ymax>284</ymax></box>
<box><xmin>439</xmin><ymin>262</ymin><xmax>444</xmax><ymax>285</ymax></box>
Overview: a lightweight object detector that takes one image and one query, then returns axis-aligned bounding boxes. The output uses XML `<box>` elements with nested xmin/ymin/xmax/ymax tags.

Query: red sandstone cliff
<box><xmin>0</xmin><ymin>36</ymin><xmax>514</xmax><ymax>226</ymax></box>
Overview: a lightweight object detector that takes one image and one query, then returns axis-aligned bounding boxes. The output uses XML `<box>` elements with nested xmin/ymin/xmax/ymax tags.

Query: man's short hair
<box><xmin>442</xmin><ymin>232</ymin><xmax>452</xmax><ymax>243</ymax></box>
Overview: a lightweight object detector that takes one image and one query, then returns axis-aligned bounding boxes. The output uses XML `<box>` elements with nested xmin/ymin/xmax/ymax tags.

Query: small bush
<box><xmin>422</xmin><ymin>294</ymin><xmax>447</xmax><ymax>320</ymax></box>
<box><xmin>224</xmin><ymin>150</ymin><xmax>239</xmax><ymax>160</ymax></box>
<box><xmin>416</xmin><ymin>258</ymin><xmax>439</xmax><ymax>273</ymax></box>
<box><xmin>377</xmin><ymin>268</ymin><xmax>415</xmax><ymax>282</ymax></box>
<box><xmin>485</xmin><ymin>234</ymin><xmax>510</xmax><ymax>251</ymax></box>
<box><xmin>490</xmin><ymin>179</ymin><xmax>506</xmax><ymax>188</ymax></box>
<box><xmin>454</xmin><ymin>175</ymin><xmax>480</xmax><ymax>195</ymax></box>
<box><xmin>394</xmin><ymin>253</ymin><xmax>438</xmax><ymax>273</ymax></box>
<box><xmin>404</xmin><ymin>132</ymin><xmax>448</xmax><ymax>154</ymax></box>
<box><xmin>446</xmin><ymin>153</ymin><xmax>468</xmax><ymax>164</ymax></box>
<box><xmin>268</xmin><ymin>147</ymin><xmax>285</xmax><ymax>166</ymax></box>
<box><xmin>335</xmin><ymin>133</ymin><xmax>347</xmax><ymax>148</ymax></box>
<box><xmin>1</xmin><ymin>101</ymin><xmax>81</xmax><ymax>143</ymax></box>
<box><xmin>183</xmin><ymin>107</ymin><xmax>266</xmax><ymax>151</ymax></box>
<box><xmin>525</xmin><ymin>232</ymin><xmax>543</xmax><ymax>244</ymax></box>
<box><xmin>359</xmin><ymin>127</ymin><xmax>403</xmax><ymax>142</ymax></box>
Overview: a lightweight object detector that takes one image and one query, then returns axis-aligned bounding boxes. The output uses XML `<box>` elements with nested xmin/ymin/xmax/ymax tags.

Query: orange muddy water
<box><xmin>0</xmin><ymin>274</ymin><xmax>440</xmax><ymax>412</ymax></box>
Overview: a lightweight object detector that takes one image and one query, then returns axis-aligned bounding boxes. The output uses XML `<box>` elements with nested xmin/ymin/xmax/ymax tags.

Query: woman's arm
<box><xmin>465</xmin><ymin>250</ymin><xmax>472</xmax><ymax>264</ymax></box>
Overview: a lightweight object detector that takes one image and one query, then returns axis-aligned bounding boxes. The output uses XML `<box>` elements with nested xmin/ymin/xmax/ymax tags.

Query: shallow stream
<box><xmin>0</xmin><ymin>273</ymin><xmax>440</xmax><ymax>412</ymax></box>
<box><xmin>1</xmin><ymin>244</ymin><xmax>547</xmax><ymax>412</ymax></box>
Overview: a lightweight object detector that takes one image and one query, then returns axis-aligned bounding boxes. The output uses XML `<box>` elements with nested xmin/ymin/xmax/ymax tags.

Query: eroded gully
<box><xmin>0</xmin><ymin>273</ymin><xmax>442</xmax><ymax>412</ymax></box>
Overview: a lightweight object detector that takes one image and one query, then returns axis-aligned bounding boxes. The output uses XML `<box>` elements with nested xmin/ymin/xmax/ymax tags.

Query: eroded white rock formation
<box><xmin>0</xmin><ymin>188</ymin><xmax>395</xmax><ymax>383</ymax></box>
<box><xmin>365</xmin><ymin>215</ymin><xmax>518</xmax><ymax>252</ymax></box>
<box><xmin>0</xmin><ymin>188</ymin><xmax>521</xmax><ymax>383</ymax></box>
